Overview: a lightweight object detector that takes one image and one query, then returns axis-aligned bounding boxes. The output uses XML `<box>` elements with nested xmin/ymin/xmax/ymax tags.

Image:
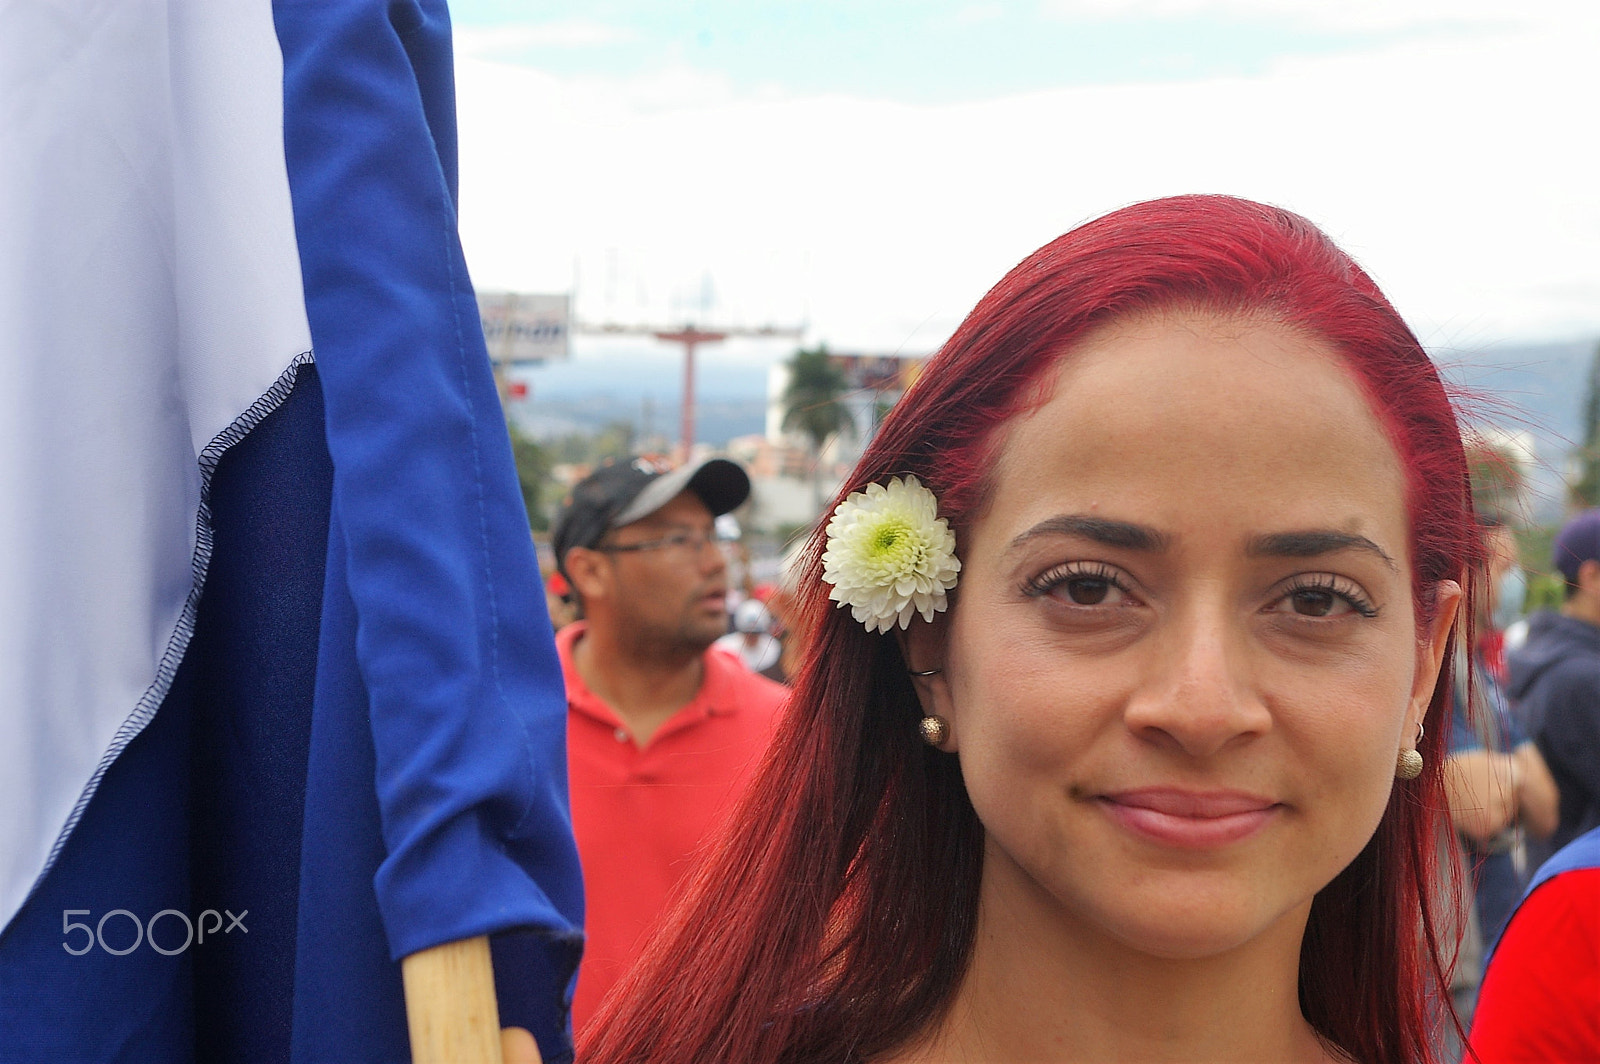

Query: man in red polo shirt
<box><xmin>551</xmin><ymin>457</ymin><xmax>787</xmax><ymax>1030</ymax></box>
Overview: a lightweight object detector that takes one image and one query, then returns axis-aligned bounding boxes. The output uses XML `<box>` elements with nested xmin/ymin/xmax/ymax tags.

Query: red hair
<box><xmin>581</xmin><ymin>195</ymin><xmax>1476</xmax><ymax>1064</ymax></box>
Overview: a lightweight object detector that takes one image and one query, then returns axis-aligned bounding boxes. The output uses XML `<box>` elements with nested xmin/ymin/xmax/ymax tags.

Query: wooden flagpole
<box><xmin>402</xmin><ymin>934</ymin><xmax>543</xmax><ymax>1064</ymax></box>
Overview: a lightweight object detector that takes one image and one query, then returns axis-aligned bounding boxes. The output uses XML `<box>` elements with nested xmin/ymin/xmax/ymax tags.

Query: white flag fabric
<box><xmin>0</xmin><ymin>0</ymin><xmax>311</xmax><ymax>935</ymax></box>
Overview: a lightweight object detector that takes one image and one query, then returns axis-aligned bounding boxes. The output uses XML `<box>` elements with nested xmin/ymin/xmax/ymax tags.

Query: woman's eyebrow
<box><xmin>1246</xmin><ymin>530</ymin><xmax>1398</xmax><ymax>572</ymax></box>
<box><xmin>1007</xmin><ymin>519</ymin><xmax>1398</xmax><ymax>572</ymax></box>
<box><xmin>1009</xmin><ymin>515</ymin><xmax>1171</xmax><ymax>552</ymax></box>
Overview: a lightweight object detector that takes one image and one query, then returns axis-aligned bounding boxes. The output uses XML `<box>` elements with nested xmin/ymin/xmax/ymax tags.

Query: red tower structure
<box><xmin>652</xmin><ymin>326</ymin><xmax>724</xmax><ymax>461</ymax></box>
<box><xmin>580</xmin><ymin>321</ymin><xmax>803</xmax><ymax>463</ymax></box>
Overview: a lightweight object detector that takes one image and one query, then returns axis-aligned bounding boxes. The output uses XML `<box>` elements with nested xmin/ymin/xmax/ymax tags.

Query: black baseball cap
<box><xmin>552</xmin><ymin>456</ymin><xmax>751</xmax><ymax>575</ymax></box>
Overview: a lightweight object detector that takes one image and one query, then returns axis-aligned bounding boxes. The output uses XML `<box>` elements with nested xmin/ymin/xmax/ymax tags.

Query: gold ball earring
<box><xmin>1395</xmin><ymin>722</ymin><xmax>1425</xmax><ymax>780</ymax></box>
<box><xmin>909</xmin><ymin>668</ymin><xmax>949</xmax><ymax>746</ymax></box>
<box><xmin>1395</xmin><ymin>748</ymin><xmax>1424</xmax><ymax>780</ymax></box>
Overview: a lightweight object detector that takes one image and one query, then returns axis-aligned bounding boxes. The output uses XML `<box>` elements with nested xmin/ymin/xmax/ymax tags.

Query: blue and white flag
<box><xmin>0</xmin><ymin>2</ymin><xmax>584</xmax><ymax>1061</ymax></box>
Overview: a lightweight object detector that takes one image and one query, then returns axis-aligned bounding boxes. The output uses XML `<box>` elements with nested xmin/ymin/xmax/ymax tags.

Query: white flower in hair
<box><xmin>821</xmin><ymin>475</ymin><xmax>961</xmax><ymax>634</ymax></box>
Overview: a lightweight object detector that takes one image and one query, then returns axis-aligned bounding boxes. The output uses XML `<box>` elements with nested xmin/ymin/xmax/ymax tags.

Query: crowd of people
<box><xmin>1467</xmin><ymin>509</ymin><xmax>1600</xmax><ymax>1059</ymax></box>
<box><xmin>1438</xmin><ymin>509</ymin><xmax>1600</xmax><ymax>1060</ymax></box>
<box><xmin>511</xmin><ymin>197</ymin><xmax>1600</xmax><ymax>1064</ymax></box>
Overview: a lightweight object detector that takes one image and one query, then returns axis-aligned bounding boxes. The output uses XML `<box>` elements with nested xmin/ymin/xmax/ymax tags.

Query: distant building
<box><xmin>723</xmin><ymin>434</ymin><xmax>817</xmax><ymax>531</ymax></box>
<box><xmin>725</xmin><ymin>434</ymin><xmax>807</xmax><ymax>481</ymax></box>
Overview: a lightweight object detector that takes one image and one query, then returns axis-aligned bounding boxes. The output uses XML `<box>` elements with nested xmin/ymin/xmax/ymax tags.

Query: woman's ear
<box><xmin>895</xmin><ymin>611</ymin><xmax>956</xmax><ymax>748</ymax></box>
<box><xmin>1410</xmin><ymin>579</ymin><xmax>1462</xmax><ymax>729</ymax></box>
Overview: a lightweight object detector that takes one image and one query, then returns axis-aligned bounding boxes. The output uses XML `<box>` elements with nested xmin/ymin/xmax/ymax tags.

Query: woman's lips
<box><xmin>1095</xmin><ymin>787</ymin><xmax>1281</xmax><ymax>849</ymax></box>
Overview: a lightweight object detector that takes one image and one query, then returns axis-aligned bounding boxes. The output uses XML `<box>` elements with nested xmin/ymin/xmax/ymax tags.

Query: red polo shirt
<box><xmin>559</xmin><ymin>621</ymin><xmax>787</xmax><ymax>1029</ymax></box>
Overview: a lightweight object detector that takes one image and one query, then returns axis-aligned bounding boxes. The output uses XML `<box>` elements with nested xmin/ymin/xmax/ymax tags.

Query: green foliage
<box><xmin>1571</xmin><ymin>342</ymin><xmax>1600</xmax><ymax>507</ymax></box>
<box><xmin>1523</xmin><ymin>572</ymin><xmax>1566</xmax><ymax>615</ymax></box>
<box><xmin>508</xmin><ymin>425</ymin><xmax>553</xmax><ymax>531</ymax></box>
<box><xmin>1515</xmin><ymin>524</ymin><xmax>1557</xmax><ymax>577</ymax></box>
<box><xmin>1467</xmin><ymin>442</ymin><xmax>1524</xmax><ymax>522</ymax></box>
<box><xmin>589</xmin><ymin>421</ymin><xmax>636</xmax><ymax>463</ymax></box>
<box><xmin>1572</xmin><ymin>448</ymin><xmax>1600</xmax><ymax>509</ymax></box>
<box><xmin>1585</xmin><ymin>341</ymin><xmax>1600</xmax><ymax>448</ymax></box>
<box><xmin>781</xmin><ymin>344</ymin><xmax>851</xmax><ymax>454</ymax></box>
<box><xmin>1516</xmin><ymin>524</ymin><xmax>1563</xmax><ymax>614</ymax></box>
<box><xmin>547</xmin><ymin>421</ymin><xmax>636</xmax><ymax>465</ymax></box>
<box><xmin>506</xmin><ymin>419</ymin><xmax>643</xmax><ymax>531</ymax></box>
<box><xmin>774</xmin><ymin>521</ymin><xmax>811</xmax><ymax>549</ymax></box>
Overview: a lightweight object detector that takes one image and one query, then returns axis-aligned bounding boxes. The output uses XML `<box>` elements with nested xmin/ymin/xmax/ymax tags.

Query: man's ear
<box><xmin>563</xmin><ymin>547</ymin><xmax>610</xmax><ymax>607</ymax></box>
<box><xmin>894</xmin><ymin>611</ymin><xmax>956</xmax><ymax>748</ymax></box>
<box><xmin>1579</xmin><ymin>559</ymin><xmax>1600</xmax><ymax>598</ymax></box>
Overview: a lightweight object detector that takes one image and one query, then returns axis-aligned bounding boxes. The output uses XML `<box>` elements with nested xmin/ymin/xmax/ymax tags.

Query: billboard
<box><xmin>477</xmin><ymin>291</ymin><xmax>569</xmax><ymax>363</ymax></box>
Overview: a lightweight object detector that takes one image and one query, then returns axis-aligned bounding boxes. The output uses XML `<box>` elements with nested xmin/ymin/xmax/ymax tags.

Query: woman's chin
<box><xmin>1101</xmin><ymin>921</ymin><xmax>1261</xmax><ymax>961</ymax></box>
<box><xmin>1084</xmin><ymin>893</ymin><xmax>1308</xmax><ymax>963</ymax></box>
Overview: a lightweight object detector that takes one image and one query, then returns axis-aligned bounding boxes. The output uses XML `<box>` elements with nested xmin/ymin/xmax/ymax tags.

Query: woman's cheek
<box><xmin>956</xmin><ymin>664</ymin><xmax>1111</xmax><ymax>777</ymax></box>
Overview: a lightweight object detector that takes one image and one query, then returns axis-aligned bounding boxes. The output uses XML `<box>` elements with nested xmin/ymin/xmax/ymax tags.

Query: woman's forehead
<box><xmin>981</xmin><ymin>309</ymin><xmax>1410</xmax><ymax>556</ymax></box>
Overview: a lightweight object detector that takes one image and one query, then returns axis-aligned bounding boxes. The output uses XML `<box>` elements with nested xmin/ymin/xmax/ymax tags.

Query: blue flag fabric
<box><xmin>274</xmin><ymin>0</ymin><xmax>584</xmax><ymax>1002</ymax></box>
<box><xmin>0</xmin><ymin>1</ymin><xmax>585</xmax><ymax>1060</ymax></box>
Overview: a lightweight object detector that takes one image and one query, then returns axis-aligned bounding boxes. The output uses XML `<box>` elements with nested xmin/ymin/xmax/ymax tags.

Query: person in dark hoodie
<box><xmin>1508</xmin><ymin>508</ymin><xmax>1600</xmax><ymax>867</ymax></box>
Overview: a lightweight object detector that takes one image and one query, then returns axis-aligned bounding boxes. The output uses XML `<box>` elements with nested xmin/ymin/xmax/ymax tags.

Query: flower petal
<box><xmin>821</xmin><ymin>475</ymin><xmax>960</xmax><ymax>633</ymax></box>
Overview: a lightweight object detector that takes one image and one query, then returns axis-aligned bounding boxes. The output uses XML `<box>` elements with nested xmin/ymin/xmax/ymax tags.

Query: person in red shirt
<box><xmin>1468</xmin><ymin>826</ymin><xmax>1600</xmax><ymax>1063</ymax></box>
<box><xmin>551</xmin><ymin>457</ymin><xmax>787</xmax><ymax>1031</ymax></box>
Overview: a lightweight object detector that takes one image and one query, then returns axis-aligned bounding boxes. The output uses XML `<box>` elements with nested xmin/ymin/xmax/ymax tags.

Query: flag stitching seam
<box><xmin>26</xmin><ymin>349</ymin><xmax>318</xmax><ymax>910</ymax></box>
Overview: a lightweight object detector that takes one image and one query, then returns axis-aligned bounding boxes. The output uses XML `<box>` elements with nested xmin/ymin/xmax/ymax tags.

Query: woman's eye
<box><xmin>1023</xmin><ymin>564</ymin><xmax>1134</xmax><ymax>606</ymax></box>
<box><xmin>1270</xmin><ymin>579</ymin><xmax>1377</xmax><ymax>620</ymax></box>
<box><xmin>1063</xmin><ymin>576</ymin><xmax>1116</xmax><ymax>605</ymax></box>
<box><xmin>1287</xmin><ymin>588</ymin><xmax>1339</xmax><ymax>617</ymax></box>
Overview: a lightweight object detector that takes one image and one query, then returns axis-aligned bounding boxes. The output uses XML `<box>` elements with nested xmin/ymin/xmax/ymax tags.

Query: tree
<box><xmin>781</xmin><ymin>344</ymin><xmax>851</xmax><ymax>513</ymax></box>
<box><xmin>1571</xmin><ymin>341</ymin><xmax>1600</xmax><ymax>508</ymax></box>
<box><xmin>591</xmin><ymin>420</ymin><xmax>636</xmax><ymax>463</ymax></box>
<box><xmin>507</xmin><ymin>424</ymin><xmax>553</xmax><ymax>532</ymax></box>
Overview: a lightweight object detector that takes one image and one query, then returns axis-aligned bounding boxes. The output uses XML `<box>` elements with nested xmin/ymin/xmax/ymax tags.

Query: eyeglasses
<box><xmin>595</xmin><ymin>527</ymin><xmax>730</xmax><ymax>556</ymax></box>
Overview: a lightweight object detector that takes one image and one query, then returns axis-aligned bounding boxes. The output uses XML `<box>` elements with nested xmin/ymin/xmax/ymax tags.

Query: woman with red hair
<box><xmin>581</xmin><ymin>195</ymin><xmax>1478</xmax><ymax>1064</ymax></box>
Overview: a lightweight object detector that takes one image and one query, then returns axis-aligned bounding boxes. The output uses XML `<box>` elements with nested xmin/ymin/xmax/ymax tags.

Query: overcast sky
<box><xmin>450</xmin><ymin>0</ymin><xmax>1600</xmax><ymax>382</ymax></box>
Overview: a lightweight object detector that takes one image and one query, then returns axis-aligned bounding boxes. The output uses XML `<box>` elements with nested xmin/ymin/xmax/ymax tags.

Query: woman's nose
<box><xmin>1123</xmin><ymin>610</ymin><xmax>1271</xmax><ymax>759</ymax></box>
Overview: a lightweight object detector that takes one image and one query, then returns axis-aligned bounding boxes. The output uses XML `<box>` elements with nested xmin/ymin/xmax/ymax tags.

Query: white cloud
<box><xmin>933</xmin><ymin>4</ymin><xmax>1009</xmax><ymax>29</ymax></box>
<box><xmin>453</xmin><ymin>12</ymin><xmax>1600</xmax><ymax>356</ymax></box>
<box><xmin>454</xmin><ymin>20</ymin><xmax>636</xmax><ymax>57</ymax></box>
<box><xmin>1036</xmin><ymin>0</ymin><xmax>1567</xmax><ymax>33</ymax></box>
